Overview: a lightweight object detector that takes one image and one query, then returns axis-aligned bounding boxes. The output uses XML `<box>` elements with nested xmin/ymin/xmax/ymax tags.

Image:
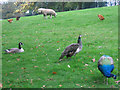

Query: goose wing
<box><xmin>6</xmin><ymin>48</ymin><xmax>20</xmax><ymax>53</ymax></box>
<box><xmin>61</xmin><ymin>43</ymin><xmax>79</xmax><ymax>58</ymax></box>
<box><xmin>59</xmin><ymin>43</ymin><xmax>79</xmax><ymax>60</ymax></box>
<box><xmin>64</xmin><ymin>43</ymin><xmax>79</xmax><ymax>53</ymax></box>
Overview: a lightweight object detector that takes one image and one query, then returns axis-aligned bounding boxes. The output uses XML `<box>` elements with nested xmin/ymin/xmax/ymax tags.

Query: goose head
<box><xmin>19</xmin><ymin>42</ymin><xmax>24</xmax><ymax>49</ymax></box>
<box><xmin>19</xmin><ymin>42</ymin><xmax>24</xmax><ymax>45</ymax></box>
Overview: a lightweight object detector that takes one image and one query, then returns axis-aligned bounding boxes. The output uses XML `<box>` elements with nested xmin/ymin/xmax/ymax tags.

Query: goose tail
<box><xmin>59</xmin><ymin>54</ymin><xmax>64</xmax><ymax>61</ymax></box>
<box><xmin>4</xmin><ymin>49</ymin><xmax>10</xmax><ymax>53</ymax></box>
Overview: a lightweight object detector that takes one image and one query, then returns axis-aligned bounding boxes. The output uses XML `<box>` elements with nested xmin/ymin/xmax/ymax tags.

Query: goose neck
<box><xmin>19</xmin><ymin>43</ymin><xmax>21</xmax><ymax>49</ymax></box>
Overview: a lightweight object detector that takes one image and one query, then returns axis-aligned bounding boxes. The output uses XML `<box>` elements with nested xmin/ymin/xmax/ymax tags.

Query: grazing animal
<box><xmin>98</xmin><ymin>55</ymin><xmax>117</xmax><ymax>85</ymax></box>
<box><xmin>59</xmin><ymin>35</ymin><xmax>82</xmax><ymax>60</ymax></box>
<box><xmin>7</xmin><ymin>19</ymin><xmax>13</xmax><ymax>23</ymax></box>
<box><xmin>16</xmin><ymin>16</ymin><xmax>20</xmax><ymax>21</ymax></box>
<box><xmin>98</xmin><ymin>14</ymin><xmax>104</xmax><ymax>20</ymax></box>
<box><xmin>4</xmin><ymin>42</ymin><xmax>24</xmax><ymax>54</ymax></box>
<box><xmin>38</xmin><ymin>8</ymin><xmax>57</xmax><ymax>19</ymax></box>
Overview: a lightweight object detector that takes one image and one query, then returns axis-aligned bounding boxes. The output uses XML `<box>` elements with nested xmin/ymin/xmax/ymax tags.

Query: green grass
<box><xmin>2</xmin><ymin>6</ymin><xmax>118</xmax><ymax>88</ymax></box>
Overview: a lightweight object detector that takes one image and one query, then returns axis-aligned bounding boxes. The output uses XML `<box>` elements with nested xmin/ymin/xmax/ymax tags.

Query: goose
<box><xmin>4</xmin><ymin>42</ymin><xmax>24</xmax><ymax>53</ymax></box>
<box><xmin>59</xmin><ymin>35</ymin><xmax>82</xmax><ymax>61</ymax></box>
<box><xmin>16</xmin><ymin>16</ymin><xmax>20</xmax><ymax>21</ymax></box>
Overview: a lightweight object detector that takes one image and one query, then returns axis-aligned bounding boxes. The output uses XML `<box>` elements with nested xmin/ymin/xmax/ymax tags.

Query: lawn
<box><xmin>2</xmin><ymin>6</ymin><xmax>118</xmax><ymax>88</ymax></box>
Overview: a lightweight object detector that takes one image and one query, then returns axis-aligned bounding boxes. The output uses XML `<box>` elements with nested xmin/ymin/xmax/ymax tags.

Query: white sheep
<box><xmin>38</xmin><ymin>8</ymin><xmax>57</xmax><ymax>19</ymax></box>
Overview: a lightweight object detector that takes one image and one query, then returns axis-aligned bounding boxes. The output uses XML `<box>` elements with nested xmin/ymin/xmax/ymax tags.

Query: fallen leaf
<box><xmin>67</xmin><ymin>65</ymin><xmax>70</xmax><ymax>68</ymax></box>
<box><xmin>115</xmin><ymin>80</ymin><xmax>120</xmax><ymax>84</ymax></box>
<box><xmin>9</xmin><ymin>84</ymin><xmax>12</xmax><ymax>86</ymax></box>
<box><xmin>111</xmin><ymin>85</ymin><xmax>115</xmax><ymax>88</ymax></box>
<box><xmin>76</xmin><ymin>84</ymin><xmax>80</xmax><ymax>86</ymax></box>
<box><xmin>35</xmin><ymin>39</ymin><xmax>38</xmax><ymax>41</ymax></box>
<box><xmin>57</xmin><ymin>41</ymin><xmax>59</xmax><ymax>43</ymax></box>
<box><xmin>5</xmin><ymin>73</ymin><xmax>7</xmax><ymax>76</ymax></box>
<box><xmin>98</xmin><ymin>46</ymin><xmax>102</xmax><ymax>48</ymax></box>
<box><xmin>0</xmin><ymin>83</ymin><xmax>2</xmax><ymax>88</ymax></box>
<box><xmin>90</xmin><ymin>70</ymin><xmax>92</xmax><ymax>72</ymax></box>
<box><xmin>17</xmin><ymin>58</ymin><xmax>20</xmax><ymax>61</ymax></box>
<box><xmin>10</xmin><ymin>72</ymin><xmax>13</xmax><ymax>74</ymax></box>
<box><xmin>57</xmin><ymin>48</ymin><xmax>60</xmax><ymax>51</ymax></box>
<box><xmin>92</xmin><ymin>58</ymin><xmax>95</xmax><ymax>62</ymax></box>
<box><xmin>78</xmin><ymin>59</ymin><xmax>80</xmax><ymax>62</ymax></box>
<box><xmin>43</xmin><ymin>85</ymin><xmax>46</xmax><ymax>87</ymax></box>
<box><xmin>59</xmin><ymin>85</ymin><xmax>62</xmax><ymax>87</ymax></box>
<box><xmin>21</xmin><ymin>67</ymin><xmax>26</xmax><ymax>69</ymax></box>
<box><xmin>88</xmin><ymin>56</ymin><xmax>91</xmax><ymax>58</ymax></box>
<box><xmin>117</xmin><ymin>59</ymin><xmax>118</xmax><ymax>61</ymax></box>
<box><xmin>32</xmin><ymin>59</ymin><xmax>36</xmax><ymax>61</ymax></box>
<box><xmin>36</xmin><ymin>46</ymin><xmax>38</xmax><ymax>48</ymax></box>
<box><xmin>73</xmin><ymin>70</ymin><xmax>75</xmax><ymax>72</ymax></box>
<box><xmin>34</xmin><ymin>66</ymin><xmax>38</xmax><ymax>68</ymax></box>
<box><xmin>41</xmin><ymin>45</ymin><xmax>44</xmax><ymax>47</ymax></box>
<box><xmin>31</xmin><ymin>79</ymin><xmax>33</xmax><ymax>84</ymax></box>
<box><xmin>53</xmin><ymin>72</ymin><xmax>56</xmax><ymax>74</ymax></box>
<box><xmin>92</xmin><ymin>85</ymin><xmax>95</xmax><ymax>87</ymax></box>
<box><xmin>84</xmin><ymin>64</ymin><xmax>88</xmax><ymax>66</ymax></box>
<box><xmin>45</xmin><ymin>78</ymin><xmax>54</xmax><ymax>81</ymax></box>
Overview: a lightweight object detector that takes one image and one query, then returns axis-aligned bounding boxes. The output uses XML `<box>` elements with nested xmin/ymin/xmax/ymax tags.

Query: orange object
<box><xmin>7</xmin><ymin>19</ymin><xmax>13</xmax><ymax>23</ymax></box>
<box><xmin>57</xmin><ymin>41</ymin><xmax>59</xmax><ymax>43</ymax></box>
<box><xmin>98</xmin><ymin>14</ymin><xmax>104</xmax><ymax>20</ymax></box>
<box><xmin>52</xmin><ymin>72</ymin><xmax>56</xmax><ymax>74</ymax></box>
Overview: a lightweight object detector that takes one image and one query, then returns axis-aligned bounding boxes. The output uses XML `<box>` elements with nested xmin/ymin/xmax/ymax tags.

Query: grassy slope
<box><xmin>2</xmin><ymin>6</ymin><xmax>118</xmax><ymax>88</ymax></box>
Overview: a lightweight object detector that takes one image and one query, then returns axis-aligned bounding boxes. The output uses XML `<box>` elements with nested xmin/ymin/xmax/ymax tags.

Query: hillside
<box><xmin>2</xmin><ymin>6</ymin><xmax>118</xmax><ymax>88</ymax></box>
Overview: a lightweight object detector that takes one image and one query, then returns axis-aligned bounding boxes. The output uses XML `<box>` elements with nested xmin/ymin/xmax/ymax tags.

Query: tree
<box><xmin>2</xmin><ymin>2</ymin><xmax>17</xmax><ymax>19</ymax></box>
<box><xmin>14</xmin><ymin>2</ymin><xmax>37</xmax><ymax>13</ymax></box>
<box><xmin>76</xmin><ymin>2</ymin><xmax>83</xmax><ymax>10</ymax></box>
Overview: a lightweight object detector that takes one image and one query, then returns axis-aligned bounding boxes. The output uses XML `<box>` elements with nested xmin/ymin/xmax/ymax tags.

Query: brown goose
<box><xmin>4</xmin><ymin>42</ymin><xmax>24</xmax><ymax>54</ymax></box>
<box><xmin>59</xmin><ymin>35</ymin><xmax>82</xmax><ymax>60</ymax></box>
<box><xmin>16</xmin><ymin>16</ymin><xmax>20</xmax><ymax>21</ymax></box>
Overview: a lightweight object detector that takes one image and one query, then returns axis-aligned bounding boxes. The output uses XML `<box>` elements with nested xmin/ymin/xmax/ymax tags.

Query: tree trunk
<box><xmin>77</xmin><ymin>2</ymin><xmax>83</xmax><ymax>10</ymax></box>
<box><xmin>62</xmin><ymin>2</ymin><xmax>65</xmax><ymax>11</ymax></box>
